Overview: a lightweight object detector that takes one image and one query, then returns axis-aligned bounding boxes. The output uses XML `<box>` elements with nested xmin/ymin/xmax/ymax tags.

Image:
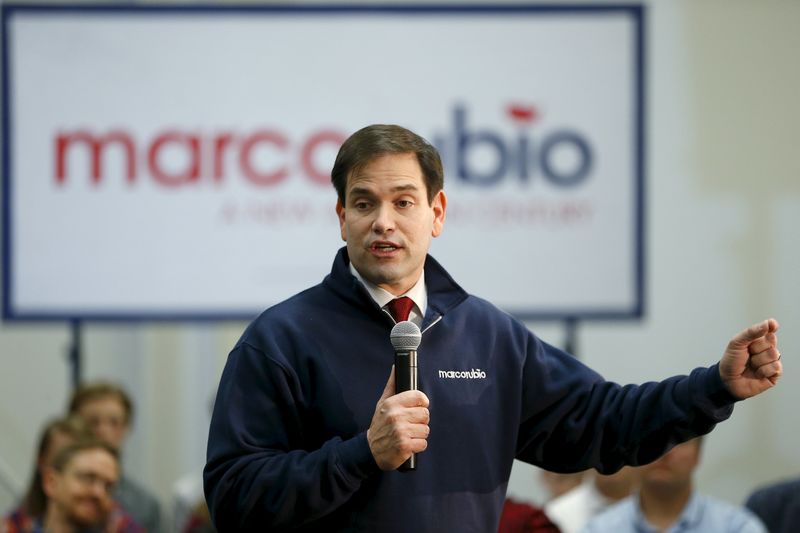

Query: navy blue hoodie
<box><xmin>204</xmin><ymin>248</ymin><xmax>737</xmax><ymax>532</ymax></box>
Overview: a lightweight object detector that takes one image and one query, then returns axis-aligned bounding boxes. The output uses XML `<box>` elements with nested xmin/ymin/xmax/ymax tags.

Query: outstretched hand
<box><xmin>719</xmin><ymin>318</ymin><xmax>782</xmax><ymax>399</ymax></box>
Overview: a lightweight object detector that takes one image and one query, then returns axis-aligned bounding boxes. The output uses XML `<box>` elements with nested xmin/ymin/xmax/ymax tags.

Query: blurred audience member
<box><xmin>745</xmin><ymin>477</ymin><xmax>800</xmax><ymax>533</ymax></box>
<box><xmin>498</xmin><ymin>498</ymin><xmax>560</xmax><ymax>533</ymax></box>
<box><xmin>2</xmin><ymin>417</ymin><xmax>141</xmax><ymax>532</ymax></box>
<box><xmin>181</xmin><ymin>501</ymin><xmax>215</xmax><ymax>533</ymax></box>
<box><xmin>69</xmin><ymin>382</ymin><xmax>162</xmax><ymax>533</ymax></box>
<box><xmin>172</xmin><ymin>471</ymin><xmax>203</xmax><ymax>533</ymax></box>
<box><xmin>584</xmin><ymin>437</ymin><xmax>765</xmax><ymax>532</ymax></box>
<box><xmin>173</xmin><ymin>391</ymin><xmax>217</xmax><ymax>533</ymax></box>
<box><xmin>18</xmin><ymin>417</ymin><xmax>90</xmax><ymax>522</ymax></box>
<box><xmin>498</xmin><ymin>468</ymin><xmax>587</xmax><ymax>533</ymax></box>
<box><xmin>173</xmin><ymin>472</ymin><xmax>216</xmax><ymax>533</ymax></box>
<box><xmin>40</xmin><ymin>440</ymin><xmax>120</xmax><ymax>533</ymax></box>
<box><xmin>544</xmin><ymin>467</ymin><xmax>637</xmax><ymax>533</ymax></box>
<box><xmin>2</xmin><ymin>419</ymin><xmax>141</xmax><ymax>533</ymax></box>
<box><xmin>540</xmin><ymin>471</ymin><xmax>587</xmax><ymax>501</ymax></box>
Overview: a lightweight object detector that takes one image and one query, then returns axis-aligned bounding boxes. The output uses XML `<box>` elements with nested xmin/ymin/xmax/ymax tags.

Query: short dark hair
<box><xmin>68</xmin><ymin>381</ymin><xmax>134</xmax><ymax>425</ymax></box>
<box><xmin>51</xmin><ymin>438</ymin><xmax>119</xmax><ymax>473</ymax></box>
<box><xmin>331</xmin><ymin>124</ymin><xmax>444</xmax><ymax>205</ymax></box>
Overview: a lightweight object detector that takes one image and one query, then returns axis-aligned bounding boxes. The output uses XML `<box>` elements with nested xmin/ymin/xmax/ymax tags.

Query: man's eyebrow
<box><xmin>348</xmin><ymin>184</ymin><xmax>420</xmax><ymax>197</ymax></box>
<box><xmin>348</xmin><ymin>186</ymin><xmax>376</xmax><ymax>198</ymax></box>
<box><xmin>390</xmin><ymin>184</ymin><xmax>420</xmax><ymax>193</ymax></box>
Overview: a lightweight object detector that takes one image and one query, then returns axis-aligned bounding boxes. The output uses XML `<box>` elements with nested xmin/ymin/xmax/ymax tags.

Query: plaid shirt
<box><xmin>2</xmin><ymin>505</ymin><xmax>145</xmax><ymax>533</ymax></box>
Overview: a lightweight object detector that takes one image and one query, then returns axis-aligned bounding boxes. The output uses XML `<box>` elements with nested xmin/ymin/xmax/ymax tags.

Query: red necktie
<box><xmin>387</xmin><ymin>296</ymin><xmax>414</xmax><ymax>322</ymax></box>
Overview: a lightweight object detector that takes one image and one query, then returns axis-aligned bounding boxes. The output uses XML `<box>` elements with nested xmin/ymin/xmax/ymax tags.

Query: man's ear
<box><xmin>431</xmin><ymin>190</ymin><xmax>447</xmax><ymax>238</ymax></box>
<box><xmin>335</xmin><ymin>199</ymin><xmax>347</xmax><ymax>242</ymax></box>
<box><xmin>42</xmin><ymin>467</ymin><xmax>59</xmax><ymax>499</ymax></box>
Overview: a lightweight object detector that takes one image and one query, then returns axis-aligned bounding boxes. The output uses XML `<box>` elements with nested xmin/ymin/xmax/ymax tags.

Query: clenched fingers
<box><xmin>378</xmin><ymin>394</ymin><xmax>430</xmax><ymax>431</ymax></box>
<box><xmin>749</xmin><ymin>349</ymin><xmax>783</xmax><ymax>380</ymax></box>
<box><xmin>731</xmin><ymin>319</ymin><xmax>780</xmax><ymax>350</ymax></box>
<box><xmin>748</xmin><ymin>332</ymin><xmax>778</xmax><ymax>356</ymax></box>
<box><xmin>368</xmin><ymin>383</ymin><xmax>431</xmax><ymax>470</ymax></box>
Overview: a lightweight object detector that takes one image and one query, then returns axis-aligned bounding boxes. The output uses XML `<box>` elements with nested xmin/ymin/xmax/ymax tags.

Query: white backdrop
<box><xmin>5</xmin><ymin>5</ymin><xmax>643</xmax><ymax>319</ymax></box>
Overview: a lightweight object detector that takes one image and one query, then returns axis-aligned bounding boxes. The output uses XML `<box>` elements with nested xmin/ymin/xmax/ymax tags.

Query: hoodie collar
<box><xmin>323</xmin><ymin>247</ymin><xmax>468</xmax><ymax>327</ymax></box>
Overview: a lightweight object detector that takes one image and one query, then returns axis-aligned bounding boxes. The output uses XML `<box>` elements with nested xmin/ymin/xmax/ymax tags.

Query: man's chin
<box><xmin>71</xmin><ymin>516</ymin><xmax>104</xmax><ymax>529</ymax></box>
<box><xmin>359</xmin><ymin>265</ymin><xmax>399</xmax><ymax>286</ymax></box>
<box><xmin>69</xmin><ymin>507</ymin><xmax>108</xmax><ymax>528</ymax></box>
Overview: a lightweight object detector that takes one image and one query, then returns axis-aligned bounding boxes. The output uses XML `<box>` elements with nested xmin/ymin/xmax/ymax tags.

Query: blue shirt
<box><xmin>583</xmin><ymin>492</ymin><xmax>766</xmax><ymax>533</ymax></box>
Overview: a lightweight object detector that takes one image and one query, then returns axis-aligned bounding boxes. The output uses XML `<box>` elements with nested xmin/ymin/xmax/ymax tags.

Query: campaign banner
<box><xmin>2</xmin><ymin>4</ymin><xmax>645</xmax><ymax>320</ymax></box>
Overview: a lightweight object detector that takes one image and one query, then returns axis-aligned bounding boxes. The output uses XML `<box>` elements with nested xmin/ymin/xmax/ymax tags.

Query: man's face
<box><xmin>44</xmin><ymin>448</ymin><xmax>119</xmax><ymax>529</ymax></box>
<box><xmin>76</xmin><ymin>396</ymin><xmax>128</xmax><ymax>451</ymax></box>
<box><xmin>640</xmin><ymin>439</ymin><xmax>701</xmax><ymax>492</ymax></box>
<box><xmin>336</xmin><ymin>152</ymin><xmax>446</xmax><ymax>296</ymax></box>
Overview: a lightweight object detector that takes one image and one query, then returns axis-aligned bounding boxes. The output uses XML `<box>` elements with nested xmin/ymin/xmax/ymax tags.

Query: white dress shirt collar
<box><xmin>349</xmin><ymin>263</ymin><xmax>427</xmax><ymax>326</ymax></box>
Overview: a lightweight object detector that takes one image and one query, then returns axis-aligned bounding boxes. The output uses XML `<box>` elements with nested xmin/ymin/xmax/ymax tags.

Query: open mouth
<box><xmin>370</xmin><ymin>242</ymin><xmax>400</xmax><ymax>253</ymax></box>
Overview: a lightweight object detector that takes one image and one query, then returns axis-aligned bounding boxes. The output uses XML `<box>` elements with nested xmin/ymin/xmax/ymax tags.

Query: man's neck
<box><xmin>595</xmin><ymin>475</ymin><xmax>635</xmax><ymax>502</ymax></box>
<box><xmin>42</xmin><ymin>508</ymin><xmax>78</xmax><ymax>533</ymax></box>
<box><xmin>348</xmin><ymin>263</ymin><xmax>427</xmax><ymax>320</ymax></box>
<box><xmin>638</xmin><ymin>484</ymin><xmax>692</xmax><ymax>530</ymax></box>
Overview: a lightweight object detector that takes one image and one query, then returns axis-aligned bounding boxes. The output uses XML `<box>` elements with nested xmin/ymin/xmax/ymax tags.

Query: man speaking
<box><xmin>204</xmin><ymin>125</ymin><xmax>782</xmax><ymax>532</ymax></box>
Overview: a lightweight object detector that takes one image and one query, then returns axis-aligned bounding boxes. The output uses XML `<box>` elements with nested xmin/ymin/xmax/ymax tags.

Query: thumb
<box><xmin>379</xmin><ymin>365</ymin><xmax>396</xmax><ymax>401</ymax></box>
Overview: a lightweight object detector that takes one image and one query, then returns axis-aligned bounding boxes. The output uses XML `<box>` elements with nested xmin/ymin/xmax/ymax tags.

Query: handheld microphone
<box><xmin>390</xmin><ymin>320</ymin><xmax>422</xmax><ymax>472</ymax></box>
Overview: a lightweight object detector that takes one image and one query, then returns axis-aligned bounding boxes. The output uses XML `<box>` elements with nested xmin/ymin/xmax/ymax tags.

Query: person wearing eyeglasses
<box><xmin>68</xmin><ymin>382</ymin><xmax>162</xmax><ymax>533</ymax></box>
<box><xmin>2</xmin><ymin>418</ymin><xmax>142</xmax><ymax>533</ymax></box>
<box><xmin>3</xmin><ymin>438</ymin><xmax>135</xmax><ymax>533</ymax></box>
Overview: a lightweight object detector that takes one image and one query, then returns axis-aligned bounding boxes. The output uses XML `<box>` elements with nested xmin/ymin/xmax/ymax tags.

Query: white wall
<box><xmin>507</xmin><ymin>0</ymin><xmax>800</xmax><ymax>506</ymax></box>
<box><xmin>2</xmin><ymin>0</ymin><xmax>799</xmax><ymax>525</ymax></box>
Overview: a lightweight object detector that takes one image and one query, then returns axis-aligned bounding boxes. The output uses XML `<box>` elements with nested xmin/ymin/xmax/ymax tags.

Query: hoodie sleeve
<box><xmin>203</xmin><ymin>341</ymin><xmax>380</xmax><ymax>532</ymax></box>
<box><xmin>514</xmin><ymin>336</ymin><xmax>739</xmax><ymax>473</ymax></box>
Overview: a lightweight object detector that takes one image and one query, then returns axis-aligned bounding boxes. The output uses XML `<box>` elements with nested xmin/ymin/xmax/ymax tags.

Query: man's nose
<box><xmin>90</xmin><ymin>481</ymin><xmax>108</xmax><ymax>498</ymax></box>
<box><xmin>371</xmin><ymin>203</ymin><xmax>395</xmax><ymax>234</ymax></box>
<box><xmin>83</xmin><ymin>476</ymin><xmax>113</xmax><ymax>499</ymax></box>
<box><xmin>95</xmin><ymin>423</ymin><xmax>114</xmax><ymax>443</ymax></box>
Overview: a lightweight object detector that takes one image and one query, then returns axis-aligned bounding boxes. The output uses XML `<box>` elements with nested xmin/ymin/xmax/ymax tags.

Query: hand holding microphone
<box><xmin>366</xmin><ymin>321</ymin><xmax>429</xmax><ymax>471</ymax></box>
<box><xmin>391</xmin><ymin>321</ymin><xmax>422</xmax><ymax>471</ymax></box>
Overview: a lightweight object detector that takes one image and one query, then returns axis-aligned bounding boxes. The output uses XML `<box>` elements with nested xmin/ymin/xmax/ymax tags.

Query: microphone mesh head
<box><xmin>390</xmin><ymin>320</ymin><xmax>422</xmax><ymax>351</ymax></box>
